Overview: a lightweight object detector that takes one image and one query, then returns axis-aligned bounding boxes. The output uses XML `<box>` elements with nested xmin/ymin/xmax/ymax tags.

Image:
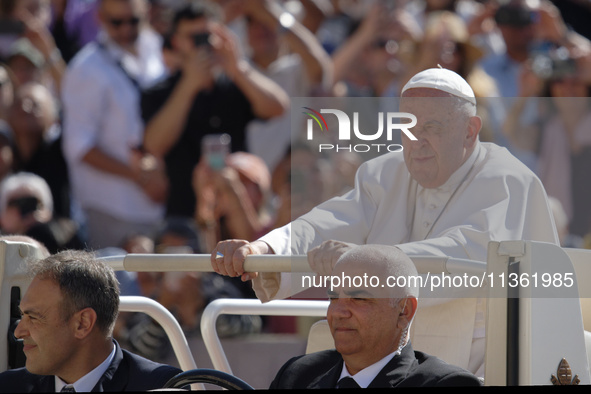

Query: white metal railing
<box><xmin>101</xmin><ymin>253</ymin><xmax>486</xmax><ymax>378</ymax></box>
<box><xmin>118</xmin><ymin>296</ymin><xmax>205</xmax><ymax>391</ymax></box>
<box><xmin>99</xmin><ymin>253</ymin><xmax>486</xmax><ymax>385</ymax></box>
<box><xmin>119</xmin><ymin>296</ymin><xmax>197</xmax><ymax>371</ymax></box>
<box><xmin>199</xmin><ymin>299</ymin><xmax>330</xmax><ymax>375</ymax></box>
<box><xmin>97</xmin><ymin>246</ymin><xmax>591</xmax><ymax>386</ymax></box>
<box><xmin>101</xmin><ymin>254</ymin><xmax>486</xmax><ymax>275</ymax></box>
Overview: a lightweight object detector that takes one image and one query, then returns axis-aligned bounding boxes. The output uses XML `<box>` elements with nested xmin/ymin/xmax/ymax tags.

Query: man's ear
<box><xmin>397</xmin><ymin>297</ymin><xmax>418</xmax><ymax>329</ymax></box>
<box><xmin>465</xmin><ymin>115</ymin><xmax>482</xmax><ymax>148</ymax></box>
<box><xmin>72</xmin><ymin>308</ymin><xmax>98</xmax><ymax>340</ymax></box>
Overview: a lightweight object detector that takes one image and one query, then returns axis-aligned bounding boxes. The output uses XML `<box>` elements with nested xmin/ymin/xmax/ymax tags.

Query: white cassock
<box><xmin>253</xmin><ymin>141</ymin><xmax>559</xmax><ymax>375</ymax></box>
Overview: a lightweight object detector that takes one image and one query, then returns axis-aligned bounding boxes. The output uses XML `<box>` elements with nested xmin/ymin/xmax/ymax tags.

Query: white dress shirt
<box><xmin>54</xmin><ymin>343</ymin><xmax>116</xmax><ymax>392</ymax></box>
<box><xmin>61</xmin><ymin>29</ymin><xmax>165</xmax><ymax>222</ymax></box>
<box><xmin>338</xmin><ymin>348</ymin><xmax>401</xmax><ymax>388</ymax></box>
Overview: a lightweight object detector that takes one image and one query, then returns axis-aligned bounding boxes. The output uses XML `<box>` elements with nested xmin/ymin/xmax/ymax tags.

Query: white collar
<box><xmin>338</xmin><ymin>347</ymin><xmax>403</xmax><ymax>388</ymax></box>
<box><xmin>55</xmin><ymin>343</ymin><xmax>116</xmax><ymax>392</ymax></box>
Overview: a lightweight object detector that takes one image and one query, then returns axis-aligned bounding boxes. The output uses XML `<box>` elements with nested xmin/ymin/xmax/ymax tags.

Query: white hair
<box><xmin>452</xmin><ymin>95</ymin><xmax>477</xmax><ymax>118</ymax></box>
<box><xmin>0</xmin><ymin>172</ymin><xmax>53</xmax><ymax>215</ymax></box>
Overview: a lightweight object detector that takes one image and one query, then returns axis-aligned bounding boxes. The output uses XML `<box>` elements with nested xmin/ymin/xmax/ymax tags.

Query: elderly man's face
<box><xmin>326</xmin><ymin>262</ymin><xmax>406</xmax><ymax>373</ymax></box>
<box><xmin>15</xmin><ymin>277</ymin><xmax>78</xmax><ymax>378</ymax></box>
<box><xmin>400</xmin><ymin>88</ymin><xmax>479</xmax><ymax>189</ymax></box>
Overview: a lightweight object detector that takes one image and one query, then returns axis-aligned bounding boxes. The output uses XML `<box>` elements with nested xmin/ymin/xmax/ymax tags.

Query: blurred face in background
<box><xmin>171</xmin><ymin>16</ymin><xmax>210</xmax><ymax>59</ymax></box>
<box><xmin>495</xmin><ymin>2</ymin><xmax>538</xmax><ymax>60</ymax></box>
<box><xmin>98</xmin><ymin>0</ymin><xmax>145</xmax><ymax>51</ymax></box>
<box><xmin>549</xmin><ymin>74</ymin><xmax>588</xmax><ymax>98</ymax></box>
<box><xmin>246</xmin><ymin>16</ymin><xmax>279</xmax><ymax>61</ymax></box>
<box><xmin>8</xmin><ymin>83</ymin><xmax>55</xmax><ymax>162</ymax></box>
<box><xmin>6</xmin><ymin>55</ymin><xmax>42</xmax><ymax>88</ymax></box>
<box><xmin>362</xmin><ymin>22</ymin><xmax>411</xmax><ymax>85</ymax></box>
<box><xmin>364</xmin><ymin>37</ymin><xmax>403</xmax><ymax>77</ymax></box>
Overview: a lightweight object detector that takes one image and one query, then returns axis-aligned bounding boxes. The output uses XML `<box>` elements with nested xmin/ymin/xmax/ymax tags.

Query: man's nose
<box><xmin>14</xmin><ymin>318</ymin><xmax>27</xmax><ymax>339</ymax></box>
<box><xmin>329</xmin><ymin>298</ymin><xmax>352</xmax><ymax>318</ymax></box>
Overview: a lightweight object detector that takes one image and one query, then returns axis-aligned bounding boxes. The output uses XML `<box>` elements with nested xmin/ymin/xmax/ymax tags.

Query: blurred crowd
<box><xmin>1</xmin><ymin>0</ymin><xmax>591</xmax><ymax>359</ymax></box>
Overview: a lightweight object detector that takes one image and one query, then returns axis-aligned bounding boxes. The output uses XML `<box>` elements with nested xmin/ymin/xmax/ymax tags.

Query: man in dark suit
<box><xmin>0</xmin><ymin>250</ymin><xmax>181</xmax><ymax>392</ymax></box>
<box><xmin>270</xmin><ymin>245</ymin><xmax>481</xmax><ymax>388</ymax></box>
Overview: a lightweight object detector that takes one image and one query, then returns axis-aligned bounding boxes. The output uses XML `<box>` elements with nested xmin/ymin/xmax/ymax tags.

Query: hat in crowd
<box><xmin>7</xmin><ymin>38</ymin><xmax>45</xmax><ymax>69</ymax></box>
<box><xmin>226</xmin><ymin>152</ymin><xmax>271</xmax><ymax>193</ymax></box>
<box><xmin>402</xmin><ymin>67</ymin><xmax>476</xmax><ymax>105</ymax></box>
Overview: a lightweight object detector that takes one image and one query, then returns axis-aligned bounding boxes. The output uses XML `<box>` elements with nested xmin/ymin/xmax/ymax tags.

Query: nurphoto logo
<box><xmin>303</xmin><ymin>107</ymin><xmax>417</xmax><ymax>153</ymax></box>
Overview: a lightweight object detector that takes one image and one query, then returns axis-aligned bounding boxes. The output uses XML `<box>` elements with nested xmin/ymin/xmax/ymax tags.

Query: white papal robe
<box><xmin>253</xmin><ymin>141</ymin><xmax>559</xmax><ymax>374</ymax></box>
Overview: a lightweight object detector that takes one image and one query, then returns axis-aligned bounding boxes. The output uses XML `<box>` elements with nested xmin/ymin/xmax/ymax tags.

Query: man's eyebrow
<box><xmin>327</xmin><ymin>289</ymin><xmax>375</xmax><ymax>299</ymax></box>
<box><xmin>19</xmin><ymin>307</ymin><xmax>43</xmax><ymax>318</ymax></box>
<box><xmin>423</xmin><ymin>119</ymin><xmax>445</xmax><ymax>127</ymax></box>
<box><xmin>343</xmin><ymin>289</ymin><xmax>374</xmax><ymax>298</ymax></box>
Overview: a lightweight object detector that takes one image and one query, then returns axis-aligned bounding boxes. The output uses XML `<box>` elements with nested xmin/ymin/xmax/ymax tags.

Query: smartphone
<box><xmin>202</xmin><ymin>133</ymin><xmax>231</xmax><ymax>170</ymax></box>
<box><xmin>0</xmin><ymin>19</ymin><xmax>25</xmax><ymax>35</ymax></box>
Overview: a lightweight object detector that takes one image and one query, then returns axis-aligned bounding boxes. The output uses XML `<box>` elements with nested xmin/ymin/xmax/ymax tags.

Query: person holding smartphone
<box><xmin>141</xmin><ymin>0</ymin><xmax>289</xmax><ymax>220</ymax></box>
<box><xmin>0</xmin><ymin>0</ymin><xmax>66</xmax><ymax>94</ymax></box>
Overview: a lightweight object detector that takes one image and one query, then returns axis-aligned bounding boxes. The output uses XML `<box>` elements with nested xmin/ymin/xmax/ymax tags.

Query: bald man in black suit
<box><xmin>270</xmin><ymin>245</ymin><xmax>481</xmax><ymax>389</ymax></box>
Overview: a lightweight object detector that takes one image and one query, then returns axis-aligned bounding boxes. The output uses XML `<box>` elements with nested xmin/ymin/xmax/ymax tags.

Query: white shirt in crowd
<box><xmin>61</xmin><ymin>29</ymin><xmax>165</xmax><ymax>223</ymax></box>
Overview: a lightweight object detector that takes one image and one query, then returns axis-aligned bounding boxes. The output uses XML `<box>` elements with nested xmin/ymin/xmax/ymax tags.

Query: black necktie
<box><xmin>60</xmin><ymin>385</ymin><xmax>76</xmax><ymax>392</ymax></box>
<box><xmin>337</xmin><ymin>376</ymin><xmax>360</xmax><ymax>389</ymax></box>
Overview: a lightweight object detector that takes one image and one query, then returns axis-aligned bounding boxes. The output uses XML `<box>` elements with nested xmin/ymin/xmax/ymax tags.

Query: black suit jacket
<box><xmin>0</xmin><ymin>340</ymin><xmax>181</xmax><ymax>392</ymax></box>
<box><xmin>270</xmin><ymin>342</ymin><xmax>482</xmax><ymax>389</ymax></box>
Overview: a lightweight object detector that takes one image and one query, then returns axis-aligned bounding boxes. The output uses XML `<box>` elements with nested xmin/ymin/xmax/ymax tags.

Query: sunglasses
<box><xmin>108</xmin><ymin>16</ymin><xmax>140</xmax><ymax>28</ymax></box>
